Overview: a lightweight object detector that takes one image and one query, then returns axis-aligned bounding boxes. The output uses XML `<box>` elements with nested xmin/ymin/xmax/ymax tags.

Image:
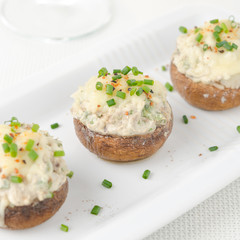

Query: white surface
<box><xmin>0</xmin><ymin>1</ymin><xmax>240</xmax><ymax>239</ymax></box>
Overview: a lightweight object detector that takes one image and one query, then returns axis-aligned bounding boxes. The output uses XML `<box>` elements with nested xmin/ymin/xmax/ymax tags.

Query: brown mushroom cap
<box><xmin>170</xmin><ymin>62</ymin><xmax>240</xmax><ymax>111</ymax></box>
<box><xmin>3</xmin><ymin>180</ymin><xmax>68</xmax><ymax>230</ymax></box>
<box><xmin>73</xmin><ymin>112</ymin><xmax>173</xmax><ymax>162</ymax></box>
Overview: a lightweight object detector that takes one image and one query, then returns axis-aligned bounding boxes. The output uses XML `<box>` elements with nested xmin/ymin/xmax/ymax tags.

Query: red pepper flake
<box><xmin>150</xmin><ymin>101</ymin><xmax>154</xmax><ymax>106</ymax></box>
<box><xmin>145</xmin><ymin>75</ymin><xmax>149</xmax><ymax>78</ymax></box>
<box><xmin>9</xmin><ymin>133</ymin><xmax>14</xmax><ymax>138</ymax></box>
<box><xmin>1</xmin><ymin>174</ymin><xmax>6</xmax><ymax>179</ymax></box>
<box><xmin>102</xmin><ymin>76</ymin><xmax>105</xmax><ymax>79</ymax></box>
<box><xmin>230</xmin><ymin>29</ymin><xmax>232</xmax><ymax>32</ymax></box>
<box><xmin>15</xmin><ymin>159</ymin><xmax>20</xmax><ymax>163</ymax></box>
<box><xmin>18</xmin><ymin>174</ymin><xmax>24</xmax><ymax>179</ymax></box>
<box><xmin>125</xmin><ymin>111</ymin><xmax>129</xmax><ymax>115</ymax></box>
<box><xmin>14</xmin><ymin>168</ymin><xmax>19</xmax><ymax>174</ymax></box>
<box><xmin>214</xmin><ymin>47</ymin><xmax>218</xmax><ymax>53</ymax></box>
<box><xmin>97</xmin><ymin>105</ymin><xmax>101</xmax><ymax>108</ymax></box>
<box><xmin>190</xmin><ymin>115</ymin><xmax>196</xmax><ymax>119</ymax></box>
<box><xmin>200</xmin><ymin>41</ymin><xmax>204</xmax><ymax>44</ymax></box>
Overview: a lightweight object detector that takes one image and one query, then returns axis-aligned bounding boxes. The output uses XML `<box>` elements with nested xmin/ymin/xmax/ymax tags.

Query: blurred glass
<box><xmin>0</xmin><ymin>0</ymin><xmax>112</xmax><ymax>41</ymax></box>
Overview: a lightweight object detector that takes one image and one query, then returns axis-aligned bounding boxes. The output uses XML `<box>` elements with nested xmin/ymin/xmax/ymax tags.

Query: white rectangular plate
<box><xmin>0</xmin><ymin>5</ymin><xmax>240</xmax><ymax>240</ymax></box>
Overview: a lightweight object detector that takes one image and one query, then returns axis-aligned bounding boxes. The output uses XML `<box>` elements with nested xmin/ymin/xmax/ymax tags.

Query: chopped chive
<box><xmin>26</xmin><ymin>139</ymin><xmax>35</xmax><ymax>151</ymax></box>
<box><xmin>179</xmin><ymin>26</ymin><xmax>187</xmax><ymax>34</ymax></box>
<box><xmin>91</xmin><ymin>205</ymin><xmax>101</xmax><ymax>215</ymax></box>
<box><xmin>116</xmin><ymin>91</ymin><xmax>126</xmax><ymax>99</ymax></box>
<box><xmin>32</xmin><ymin>124</ymin><xmax>39</xmax><ymax>132</ymax></box>
<box><xmin>130</xmin><ymin>87</ymin><xmax>137</xmax><ymax>96</ymax></box>
<box><xmin>162</xmin><ymin>65</ymin><xmax>167</xmax><ymax>71</ymax></box>
<box><xmin>237</xmin><ymin>126</ymin><xmax>240</xmax><ymax>133</ymax></box>
<box><xmin>113</xmin><ymin>69</ymin><xmax>121</xmax><ymax>74</ymax></box>
<box><xmin>4</xmin><ymin>134</ymin><xmax>13</xmax><ymax>144</ymax></box>
<box><xmin>142</xmin><ymin>169</ymin><xmax>151</xmax><ymax>179</ymax></box>
<box><xmin>182</xmin><ymin>115</ymin><xmax>188</xmax><ymax>124</ymax></box>
<box><xmin>29</xmin><ymin>150</ymin><xmax>38</xmax><ymax>161</ymax></box>
<box><xmin>203</xmin><ymin>44</ymin><xmax>208</xmax><ymax>51</ymax></box>
<box><xmin>60</xmin><ymin>224</ymin><xmax>69</xmax><ymax>232</ymax></box>
<box><xmin>102</xmin><ymin>179</ymin><xmax>112</xmax><ymax>188</ymax></box>
<box><xmin>127</xmin><ymin>79</ymin><xmax>137</xmax><ymax>86</ymax></box>
<box><xmin>214</xmin><ymin>25</ymin><xmax>222</xmax><ymax>33</ymax></box>
<box><xmin>228</xmin><ymin>15</ymin><xmax>235</xmax><ymax>22</ymax></box>
<box><xmin>221</xmin><ymin>22</ymin><xmax>228</xmax><ymax>33</ymax></box>
<box><xmin>213</xmin><ymin>32</ymin><xmax>221</xmax><ymax>42</ymax></box>
<box><xmin>165</xmin><ymin>82</ymin><xmax>174</xmax><ymax>92</ymax></box>
<box><xmin>106</xmin><ymin>84</ymin><xmax>114</xmax><ymax>95</ymax></box>
<box><xmin>142</xmin><ymin>86</ymin><xmax>151</xmax><ymax>94</ymax></box>
<box><xmin>216</xmin><ymin>40</ymin><xmax>227</xmax><ymax>48</ymax></box>
<box><xmin>231</xmin><ymin>21</ymin><xmax>237</xmax><ymax>28</ymax></box>
<box><xmin>136</xmin><ymin>88</ymin><xmax>143</xmax><ymax>96</ymax></box>
<box><xmin>194</xmin><ymin>27</ymin><xmax>200</xmax><ymax>33</ymax></box>
<box><xmin>210</xmin><ymin>19</ymin><xmax>219</xmax><ymax>24</ymax></box>
<box><xmin>54</xmin><ymin>151</ymin><xmax>65</xmax><ymax>157</ymax></box>
<box><xmin>121</xmin><ymin>66</ymin><xmax>131</xmax><ymax>75</ymax></box>
<box><xmin>10</xmin><ymin>143</ymin><xmax>17</xmax><ymax>158</ymax></box>
<box><xmin>96</xmin><ymin>82</ymin><xmax>103</xmax><ymax>90</ymax></box>
<box><xmin>47</xmin><ymin>192</ymin><xmax>54</xmax><ymax>198</ymax></box>
<box><xmin>106</xmin><ymin>99</ymin><xmax>116</xmax><ymax>107</ymax></box>
<box><xmin>112</xmin><ymin>74</ymin><xmax>122</xmax><ymax>81</ymax></box>
<box><xmin>209</xmin><ymin>146</ymin><xmax>218</xmax><ymax>152</ymax></box>
<box><xmin>67</xmin><ymin>171</ymin><xmax>74</xmax><ymax>179</ymax></box>
<box><xmin>232</xmin><ymin>43</ymin><xmax>238</xmax><ymax>50</ymax></box>
<box><xmin>143</xmin><ymin>79</ymin><xmax>154</xmax><ymax>85</ymax></box>
<box><xmin>2</xmin><ymin>143</ymin><xmax>10</xmax><ymax>153</ymax></box>
<box><xmin>132</xmin><ymin>66</ymin><xmax>142</xmax><ymax>76</ymax></box>
<box><xmin>223</xmin><ymin>41</ymin><xmax>233</xmax><ymax>51</ymax></box>
<box><xmin>51</xmin><ymin>123</ymin><xmax>59</xmax><ymax>129</ymax></box>
<box><xmin>98</xmin><ymin>67</ymin><xmax>108</xmax><ymax>77</ymax></box>
<box><xmin>196</xmin><ymin>33</ymin><xmax>203</xmax><ymax>42</ymax></box>
<box><xmin>10</xmin><ymin>176</ymin><xmax>23</xmax><ymax>183</ymax></box>
<box><xmin>137</xmin><ymin>80</ymin><xmax>143</xmax><ymax>86</ymax></box>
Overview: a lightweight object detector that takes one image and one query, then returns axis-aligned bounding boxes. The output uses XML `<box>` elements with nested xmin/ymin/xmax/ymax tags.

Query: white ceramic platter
<box><xmin>0</xmin><ymin>5</ymin><xmax>240</xmax><ymax>240</ymax></box>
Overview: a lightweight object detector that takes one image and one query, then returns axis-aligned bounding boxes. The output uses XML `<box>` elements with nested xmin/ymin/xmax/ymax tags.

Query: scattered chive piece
<box><xmin>232</xmin><ymin>43</ymin><xmax>238</xmax><ymax>50</ymax></box>
<box><xmin>91</xmin><ymin>205</ymin><xmax>101</xmax><ymax>215</ymax></box>
<box><xmin>132</xmin><ymin>66</ymin><xmax>142</xmax><ymax>76</ymax></box>
<box><xmin>223</xmin><ymin>41</ymin><xmax>233</xmax><ymax>51</ymax></box>
<box><xmin>130</xmin><ymin>87</ymin><xmax>137</xmax><ymax>96</ymax></box>
<box><xmin>162</xmin><ymin>65</ymin><xmax>167</xmax><ymax>71</ymax></box>
<box><xmin>209</xmin><ymin>146</ymin><xmax>218</xmax><ymax>152</ymax></box>
<box><xmin>136</xmin><ymin>88</ymin><xmax>143</xmax><ymax>96</ymax></box>
<box><xmin>182</xmin><ymin>115</ymin><xmax>188</xmax><ymax>124</ymax></box>
<box><xmin>231</xmin><ymin>21</ymin><xmax>237</xmax><ymax>28</ymax></box>
<box><xmin>121</xmin><ymin>66</ymin><xmax>131</xmax><ymax>75</ymax></box>
<box><xmin>51</xmin><ymin>123</ymin><xmax>59</xmax><ymax>129</ymax></box>
<box><xmin>143</xmin><ymin>79</ymin><xmax>154</xmax><ymax>85</ymax></box>
<box><xmin>228</xmin><ymin>15</ymin><xmax>235</xmax><ymax>22</ymax></box>
<box><xmin>203</xmin><ymin>44</ymin><xmax>208</xmax><ymax>51</ymax></box>
<box><xmin>4</xmin><ymin>134</ymin><xmax>13</xmax><ymax>144</ymax></box>
<box><xmin>142</xmin><ymin>86</ymin><xmax>151</xmax><ymax>94</ymax></box>
<box><xmin>213</xmin><ymin>32</ymin><xmax>221</xmax><ymax>42</ymax></box>
<box><xmin>32</xmin><ymin>124</ymin><xmax>39</xmax><ymax>132</ymax></box>
<box><xmin>113</xmin><ymin>69</ymin><xmax>121</xmax><ymax>74</ymax></box>
<box><xmin>96</xmin><ymin>82</ymin><xmax>103</xmax><ymax>90</ymax></box>
<box><xmin>67</xmin><ymin>171</ymin><xmax>74</xmax><ymax>178</ymax></box>
<box><xmin>98</xmin><ymin>67</ymin><xmax>108</xmax><ymax>77</ymax></box>
<box><xmin>60</xmin><ymin>224</ymin><xmax>69</xmax><ymax>232</ymax></box>
<box><xmin>127</xmin><ymin>79</ymin><xmax>137</xmax><ymax>86</ymax></box>
<box><xmin>112</xmin><ymin>74</ymin><xmax>122</xmax><ymax>81</ymax></box>
<box><xmin>237</xmin><ymin>126</ymin><xmax>240</xmax><ymax>133</ymax></box>
<box><xmin>2</xmin><ymin>143</ymin><xmax>10</xmax><ymax>153</ymax></box>
<box><xmin>54</xmin><ymin>151</ymin><xmax>65</xmax><ymax>157</ymax></box>
<box><xmin>142</xmin><ymin>169</ymin><xmax>151</xmax><ymax>179</ymax></box>
<box><xmin>106</xmin><ymin>84</ymin><xmax>114</xmax><ymax>95</ymax></box>
<box><xmin>10</xmin><ymin>143</ymin><xmax>17</xmax><ymax>158</ymax></box>
<box><xmin>214</xmin><ymin>25</ymin><xmax>222</xmax><ymax>33</ymax></box>
<box><xmin>29</xmin><ymin>150</ymin><xmax>38</xmax><ymax>161</ymax></box>
<box><xmin>102</xmin><ymin>179</ymin><xmax>112</xmax><ymax>188</ymax></box>
<box><xmin>106</xmin><ymin>99</ymin><xmax>116</xmax><ymax>107</ymax></box>
<box><xmin>165</xmin><ymin>82</ymin><xmax>174</xmax><ymax>92</ymax></box>
<box><xmin>194</xmin><ymin>27</ymin><xmax>200</xmax><ymax>33</ymax></box>
<box><xmin>196</xmin><ymin>33</ymin><xmax>203</xmax><ymax>42</ymax></box>
<box><xmin>116</xmin><ymin>91</ymin><xmax>126</xmax><ymax>99</ymax></box>
<box><xmin>26</xmin><ymin>139</ymin><xmax>35</xmax><ymax>151</ymax></box>
<box><xmin>137</xmin><ymin>80</ymin><xmax>143</xmax><ymax>86</ymax></box>
<box><xmin>179</xmin><ymin>26</ymin><xmax>187</xmax><ymax>34</ymax></box>
<box><xmin>221</xmin><ymin>22</ymin><xmax>228</xmax><ymax>33</ymax></box>
<box><xmin>47</xmin><ymin>192</ymin><xmax>54</xmax><ymax>198</ymax></box>
<box><xmin>10</xmin><ymin>176</ymin><xmax>23</xmax><ymax>183</ymax></box>
<box><xmin>216</xmin><ymin>40</ymin><xmax>227</xmax><ymax>48</ymax></box>
<box><xmin>210</xmin><ymin>19</ymin><xmax>219</xmax><ymax>24</ymax></box>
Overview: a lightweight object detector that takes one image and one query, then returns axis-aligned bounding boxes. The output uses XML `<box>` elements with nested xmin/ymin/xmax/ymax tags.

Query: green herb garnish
<box><xmin>54</xmin><ymin>151</ymin><xmax>65</xmax><ymax>157</ymax></box>
<box><xmin>102</xmin><ymin>179</ymin><xmax>112</xmax><ymax>189</ymax></box>
<box><xmin>196</xmin><ymin>33</ymin><xmax>203</xmax><ymax>42</ymax></box>
<box><xmin>96</xmin><ymin>82</ymin><xmax>103</xmax><ymax>90</ymax></box>
<box><xmin>143</xmin><ymin>79</ymin><xmax>154</xmax><ymax>85</ymax></box>
<box><xmin>98</xmin><ymin>67</ymin><xmax>108</xmax><ymax>77</ymax></box>
<box><xmin>209</xmin><ymin>146</ymin><xmax>218</xmax><ymax>152</ymax></box>
<box><xmin>130</xmin><ymin>87</ymin><xmax>137</xmax><ymax>96</ymax></box>
<box><xmin>142</xmin><ymin>86</ymin><xmax>151</xmax><ymax>94</ymax></box>
<box><xmin>26</xmin><ymin>139</ymin><xmax>35</xmax><ymax>151</ymax></box>
<box><xmin>132</xmin><ymin>66</ymin><xmax>143</xmax><ymax>76</ymax></box>
<box><xmin>179</xmin><ymin>26</ymin><xmax>188</xmax><ymax>33</ymax></box>
<box><xmin>113</xmin><ymin>69</ymin><xmax>121</xmax><ymax>74</ymax></box>
<box><xmin>106</xmin><ymin>84</ymin><xmax>114</xmax><ymax>95</ymax></box>
<box><xmin>28</xmin><ymin>150</ymin><xmax>38</xmax><ymax>161</ymax></box>
<box><xmin>91</xmin><ymin>205</ymin><xmax>101</xmax><ymax>215</ymax></box>
<box><xmin>221</xmin><ymin>22</ymin><xmax>229</xmax><ymax>33</ymax></box>
<box><xmin>210</xmin><ymin>19</ymin><xmax>219</xmax><ymax>24</ymax></box>
<box><xmin>116</xmin><ymin>91</ymin><xmax>126</xmax><ymax>99</ymax></box>
<box><xmin>112</xmin><ymin>74</ymin><xmax>122</xmax><ymax>81</ymax></box>
<box><xmin>10</xmin><ymin>143</ymin><xmax>17</xmax><ymax>158</ymax></box>
<box><xmin>32</xmin><ymin>124</ymin><xmax>40</xmax><ymax>132</ymax></box>
<box><xmin>142</xmin><ymin>169</ymin><xmax>151</xmax><ymax>179</ymax></box>
<box><xmin>60</xmin><ymin>224</ymin><xmax>69</xmax><ymax>232</ymax></box>
<box><xmin>10</xmin><ymin>176</ymin><xmax>23</xmax><ymax>183</ymax></box>
<box><xmin>213</xmin><ymin>32</ymin><xmax>221</xmax><ymax>42</ymax></box>
<box><xmin>127</xmin><ymin>79</ymin><xmax>137</xmax><ymax>86</ymax></box>
<box><xmin>121</xmin><ymin>66</ymin><xmax>131</xmax><ymax>75</ymax></box>
<box><xmin>136</xmin><ymin>88</ymin><xmax>143</xmax><ymax>96</ymax></box>
<box><xmin>4</xmin><ymin>134</ymin><xmax>13</xmax><ymax>144</ymax></box>
<box><xmin>106</xmin><ymin>99</ymin><xmax>116</xmax><ymax>107</ymax></box>
<box><xmin>165</xmin><ymin>82</ymin><xmax>174</xmax><ymax>92</ymax></box>
<box><xmin>237</xmin><ymin>126</ymin><xmax>240</xmax><ymax>133</ymax></box>
<box><xmin>67</xmin><ymin>171</ymin><xmax>74</xmax><ymax>179</ymax></box>
<box><xmin>182</xmin><ymin>115</ymin><xmax>188</xmax><ymax>124</ymax></box>
<box><xmin>2</xmin><ymin>143</ymin><xmax>10</xmax><ymax>153</ymax></box>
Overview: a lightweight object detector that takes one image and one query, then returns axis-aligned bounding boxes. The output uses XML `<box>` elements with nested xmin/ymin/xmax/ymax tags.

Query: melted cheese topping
<box><xmin>0</xmin><ymin>124</ymin><xmax>69</xmax><ymax>228</ymax></box>
<box><xmin>71</xmin><ymin>73</ymin><xmax>171</xmax><ymax>136</ymax></box>
<box><xmin>173</xmin><ymin>20</ymin><xmax>240</xmax><ymax>89</ymax></box>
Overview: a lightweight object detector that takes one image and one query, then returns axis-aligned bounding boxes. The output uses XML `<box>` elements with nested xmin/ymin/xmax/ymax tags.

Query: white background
<box><xmin>0</xmin><ymin>0</ymin><xmax>240</xmax><ymax>239</ymax></box>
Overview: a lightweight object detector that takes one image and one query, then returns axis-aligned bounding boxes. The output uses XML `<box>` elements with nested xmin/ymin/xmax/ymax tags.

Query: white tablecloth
<box><xmin>0</xmin><ymin>0</ymin><xmax>240</xmax><ymax>239</ymax></box>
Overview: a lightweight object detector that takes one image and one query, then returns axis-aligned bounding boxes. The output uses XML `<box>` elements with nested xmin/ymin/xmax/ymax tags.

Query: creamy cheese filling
<box><xmin>0</xmin><ymin>123</ymin><xmax>69</xmax><ymax>228</ymax></box>
<box><xmin>173</xmin><ymin>19</ymin><xmax>240</xmax><ymax>89</ymax></box>
<box><xmin>71</xmin><ymin>71</ymin><xmax>171</xmax><ymax>136</ymax></box>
